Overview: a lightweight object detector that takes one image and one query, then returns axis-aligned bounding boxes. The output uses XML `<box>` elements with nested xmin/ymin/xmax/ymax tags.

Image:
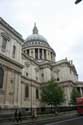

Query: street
<box><xmin>45</xmin><ymin>116</ymin><xmax>83</xmax><ymax>125</ymax></box>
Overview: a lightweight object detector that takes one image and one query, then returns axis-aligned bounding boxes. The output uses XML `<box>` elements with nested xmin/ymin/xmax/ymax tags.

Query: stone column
<box><xmin>25</xmin><ymin>50</ymin><xmax>27</xmax><ymax>54</ymax></box>
<box><xmin>3</xmin><ymin>67</ymin><xmax>8</xmax><ymax>104</ymax></box>
<box><xmin>51</xmin><ymin>52</ymin><xmax>52</xmax><ymax>61</ymax></box>
<box><xmin>80</xmin><ymin>87</ymin><xmax>83</xmax><ymax>96</ymax></box>
<box><xmin>13</xmin><ymin>72</ymin><xmax>17</xmax><ymax>106</ymax></box>
<box><xmin>29</xmin><ymin>49</ymin><xmax>31</xmax><ymax>57</ymax></box>
<box><xmin>33</xmin><ymin>49</ymin><xmax>35</xmax><ymax>58</ymax></box>
<box><xmin>46</xmin><ymin>50</ymin><xmax>48</xmax><ymax>60</ymax></box>
<box><xmin>42</xmin><ymin>49</ymin><xmax>44</xmax><ymax>60</ymax></box>
<box><xmin>52</xmin><ymin>53</ymin><xmax>55</xmax><ymax>61</ymax></box>
<box><xmin>49</xmin><ymin>52</ymin><xmax>51</xmax><ymax>61</ymax></box>
<box><xmin>17</xmin><ymin>73</ymin><xmax>21</xmax><ymax>107</ymax></box>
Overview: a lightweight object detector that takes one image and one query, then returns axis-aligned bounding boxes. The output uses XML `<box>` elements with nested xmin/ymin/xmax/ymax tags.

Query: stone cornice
<box><xmin>76</xmin><ymin>81</ymin><xmax>83</xmax><ymax>84</ymax></box>
<box><xmin>0</xmin><ymin>53</ymin><xmax>23</xmax><ymax>69</ymax></box>
<box><xmin>41</xmin><ymin>80</ymin><xmax>76</xmax><ymax>87</ymax></box>
<box><xmin>52</xmin><ymin>59</ymin><xmax>68</xmax><ymax>67</ymax></box>
<box><xmin>59</xmin><ymin>80</ymin><xmax>81</xmax><ymax>87</ymax></box>
<box><xmin>76</xmin><ymin>81</ymin><xmax>83</xmax><ymax>85</ymax></box>
<box><xmin>39</xmin><ymin>63</ymin><xmax>52</xmax><ymax>69</ymax></box>
<box><xmin>0</xmin><ymin>17</ymin><xmax>24</xmax><ymax>42</ymax></box>
<box><xmin>21</xmin><ymin>75</ymin><xmax>41</xmax><ymax>85</ymax></box>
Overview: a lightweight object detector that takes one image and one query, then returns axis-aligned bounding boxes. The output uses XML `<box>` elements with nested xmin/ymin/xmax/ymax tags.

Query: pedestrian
<box><xmin>32</xmin><ymin>108</ymin><xmax>37</xmax><ymax>119</ymax></box>
<box><xmin>14</xmin><ymin>109</ymin><xmax>19</xmax><ymax>122</ymax></box>
<box><xmin>18</xmin><ymin>109</ymin><xmax>22</xmax><ymax>122</ymax></box>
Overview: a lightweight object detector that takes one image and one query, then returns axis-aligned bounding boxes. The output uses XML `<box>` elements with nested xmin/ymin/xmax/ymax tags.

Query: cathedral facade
<box><xmin>0</xmin><ymin>17</ymin><xmax>83</xmax><ymax>108</ymax></box>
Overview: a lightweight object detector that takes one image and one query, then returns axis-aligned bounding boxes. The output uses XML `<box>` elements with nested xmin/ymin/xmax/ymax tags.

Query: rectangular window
<box><xmin>44</xmin><ymin>49</ymin><xmax>46</xmax><ymax>59</ymax></box>
<box><xmin>27</xmin><ymin>49</ymin><xmax>29</xmax><ymax>55</ymax></box>
<box><xmin>25</xmin><ymin>86</ymin><xmax>29</xmax><ymax>98</ymax></box>
<box><xmin>51</xmin><ymin>52</ymin><xmax>52</xmax><ymax>60</ymax></box>
<box><xmin>40</xmin><ymin>49</ymin><xmax>42</xmax><ymax>59</ymax></box>
<box><xmin>2</xmin><ymin>37</ymin><xmax>7</xmax><ymax>51</ymax></box>
<box><xmin>41</xmin><ymin>73</ymin><xmax>44</xmax><ymax>77</ymax></box>
<box><xmin>36</xmin><ymin>88</ymin><xmax>39</xmax><ymax>99</ymax></box>
<box><xmin>35</xmin><ymin>48</ymin><xmax>38</xmax><ymax>59</ymax></box>
<box><xmin>12</xmin><ymin>45</ymin><xmax>16</xmax><ymax>58</ymax></box>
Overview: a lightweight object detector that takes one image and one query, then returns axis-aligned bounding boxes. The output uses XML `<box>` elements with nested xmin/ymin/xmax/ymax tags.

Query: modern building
<box><xmin>0</xmin><ymin>17</ymin><xmax>83</xmax><ymax>108</ymax></box>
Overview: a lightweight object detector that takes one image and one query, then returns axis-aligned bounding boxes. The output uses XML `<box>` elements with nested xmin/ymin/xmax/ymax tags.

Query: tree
<box><xmin>41</xmin><ymin>80</ymin><xmax>65</xmax><ymax>108</ymax></box>
<box><xmin>75</xmin><ymin>0</ymin><xmax>82</xmax><ymax>4</ymax></box>
<box><xmin>70</xmin><ymin>87</ymin><xmax>81</xmax><ymax>105</ymax></box>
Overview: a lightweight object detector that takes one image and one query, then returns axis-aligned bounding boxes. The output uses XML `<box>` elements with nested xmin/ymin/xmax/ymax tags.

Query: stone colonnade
<box><xmin>25</xmin><ymin>48</ymin><xmax>55</xmax><ymax>61</ymax></box>
<box><xmin>77</xmin><ymin>87</ymin><xmax>83</xmax><ymax>96</ymax></box>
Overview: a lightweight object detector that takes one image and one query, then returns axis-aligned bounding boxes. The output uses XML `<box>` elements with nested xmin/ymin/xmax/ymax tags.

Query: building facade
<box><xmin>0</xmin><ymin>17</ymin><xmax>83</xmax><ymax>108</ymax></box>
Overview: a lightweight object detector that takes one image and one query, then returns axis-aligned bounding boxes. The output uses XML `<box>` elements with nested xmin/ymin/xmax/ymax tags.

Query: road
<box><xmin>45</xmin><ymin>116</ymin><xmax>83</xmax><ymax>125</ymax></box>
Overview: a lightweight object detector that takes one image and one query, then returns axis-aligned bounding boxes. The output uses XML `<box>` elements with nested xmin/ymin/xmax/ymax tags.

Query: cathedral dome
<box><xmin>24</xmin><ymin>23</ymin><xmax>50</xmax><ymax>48</ymax></box>
<box><xmin>23</xmin><ymin>23</ymin><xmax>56</xmax><ymax>62</ymax></box>
<box><xmin>26</xmin><ymin>34</ymin><xmax>47</xmax><ymax>43</ymax></box>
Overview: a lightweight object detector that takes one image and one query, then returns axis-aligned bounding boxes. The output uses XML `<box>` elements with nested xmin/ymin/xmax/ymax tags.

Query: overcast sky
<box><xmin>0</xmin><ymin>0</ymin><xmax>83</xmax><ymax>80</ymax></box>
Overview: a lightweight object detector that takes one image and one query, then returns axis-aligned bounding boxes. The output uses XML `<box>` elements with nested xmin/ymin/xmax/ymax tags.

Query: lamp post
<box><xmin>75</xmin><ymin>0</ymin><xmax>82</xmax><ymax>4</ymax></box>
<box><xmin>30</xmin><ymin>61</ymin><xmax>32</xmax><ymax>116</ymax></box>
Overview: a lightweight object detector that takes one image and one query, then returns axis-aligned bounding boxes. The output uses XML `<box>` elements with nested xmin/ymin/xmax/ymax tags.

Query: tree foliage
<box><xmin>41</xmin><ymin>80</ymin><xmax>65</xmax><ymax>106</ymax></box>
<box><xmin>70</xmin><ymin>87</ymin><xmax>81</xmax><ymax>105</ymax></box>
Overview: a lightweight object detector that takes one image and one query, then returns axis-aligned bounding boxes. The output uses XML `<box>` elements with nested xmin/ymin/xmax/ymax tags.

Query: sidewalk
<box><xmin>11</xmin><ymin>111</ymin><xmax>77</xmax><ymax>125</ymax></box>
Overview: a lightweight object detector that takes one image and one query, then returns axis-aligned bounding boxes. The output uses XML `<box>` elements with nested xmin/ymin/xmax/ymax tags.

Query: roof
<box><xmin>25</xmin><ymin>34</ymin><xmax>47</xmax><ymax>43</ymax></box>
<box><xmin>23</xmin><ymin>23</ymin><xmax>55</xmax><ymax>54</ymax></box>
<box><xmin>25</xmin><ymin>23</ymin><xmax>47</xmax><ymax>42</ymax></box>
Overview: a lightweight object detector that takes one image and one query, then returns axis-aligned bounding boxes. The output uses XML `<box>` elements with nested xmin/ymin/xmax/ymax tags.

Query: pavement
<box><xmin>0</xmin><ymin>111</ymin><xmax>77</xmax><ymax>125</ymax></box>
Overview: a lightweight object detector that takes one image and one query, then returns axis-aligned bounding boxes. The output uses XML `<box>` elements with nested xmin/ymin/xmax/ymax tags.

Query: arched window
<box><xmin>0</xmin><ymin>66</ymin><xmax>4</xmax><ymax>88</ymax></box>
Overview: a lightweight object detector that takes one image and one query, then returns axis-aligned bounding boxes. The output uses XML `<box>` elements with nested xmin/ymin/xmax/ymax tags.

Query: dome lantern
<box><xmin>33</xmin><ymin>23</ymin><xmax>38</xmax><ymax>34</ymax></box>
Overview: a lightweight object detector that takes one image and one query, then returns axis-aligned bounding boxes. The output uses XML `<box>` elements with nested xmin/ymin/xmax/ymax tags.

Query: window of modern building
<box><xmin>12</xmin><ymin>45</ymin><xmax>16</xmax><ymax>58</ymax></box>
<box><xmin>0</xmin><ymin>66</ymin><xmax>4</xmax><ymax>88</ymax></box>
<box><xmin>25</xmin><ymin>85</ymin><xmax>29</xmax><ymax>98</ymax></box>
<box><xmin>36</xmin><ymin>88</ymin><xmax>39</xmax><ymax>99</ymax></box>
<box><xmin>2</xmin><ymin>37</ymin><xmax>7</xmax><ymax>51</ymax></box>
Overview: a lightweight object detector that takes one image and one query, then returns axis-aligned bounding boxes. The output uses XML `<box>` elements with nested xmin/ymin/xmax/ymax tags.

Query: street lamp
<box><xmin>30</xmin><ymin>61</ymin><xmax>32</xmax><ymax>116</ymax></box>
<box><xmin>75</xmin><ymin>0</ymin><xmax>82</xmax><ymax>4</ymax></box>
